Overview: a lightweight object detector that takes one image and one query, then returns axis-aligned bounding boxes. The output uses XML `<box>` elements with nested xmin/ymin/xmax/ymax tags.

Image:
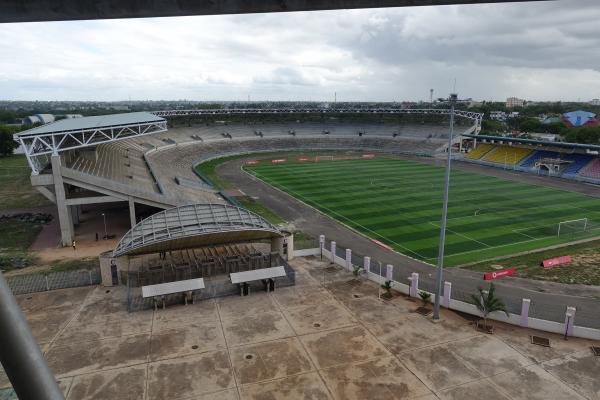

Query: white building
<box><xmin>590</xmin><ymin>99</ymin><xmax>600</xmax><ymax>106</ymax></box>
<box><xmin>23</xmin><ymin>114</ymin><xmax>55</xmax><ymax>125</ymax></box>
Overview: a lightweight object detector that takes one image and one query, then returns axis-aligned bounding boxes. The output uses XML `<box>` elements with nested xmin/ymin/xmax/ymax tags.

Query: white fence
<box><xmin>294</xmin><ymin>244</ymin><xmax>600</xmax><ymax>341</ymax></box>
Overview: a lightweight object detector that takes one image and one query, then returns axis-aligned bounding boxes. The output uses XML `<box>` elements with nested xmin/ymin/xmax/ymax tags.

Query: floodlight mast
<box><xmin>433</xmin><ymin>93</ymin><xmax>458</xmax><ymax>321</ymax></box>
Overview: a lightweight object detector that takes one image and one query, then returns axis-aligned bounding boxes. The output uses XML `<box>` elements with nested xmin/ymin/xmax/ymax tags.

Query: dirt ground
<box><xmin>1</xmin><ymin>256</ymin><xmax>599</xmax><ymax>400</ymax></box>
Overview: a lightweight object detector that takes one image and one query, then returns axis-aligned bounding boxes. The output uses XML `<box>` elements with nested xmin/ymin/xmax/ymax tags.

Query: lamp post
<box><xmin>433</xmin><ymin>93</ymin><xmax>458</xmax><ymax>321</ymax></box>
<box><xmin>102</xmin><ymin>213</ymin><xmax>108</xmax><ymax>240</ymax></box>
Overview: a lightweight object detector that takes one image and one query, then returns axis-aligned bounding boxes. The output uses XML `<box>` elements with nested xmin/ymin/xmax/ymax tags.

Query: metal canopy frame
<box><xmin>153</xmin><ymin>108</ymin><xmax>483</xmax><ymax>121</ymax></box>
<box><xmin>113</xmin><ymin>203</ymin><xmax>282</xmax><ymax>257</ymax></box>
<box><xmin>14</xmin><ymin>118</ymin><xmax>167</xmax><ymax>174</ymax></box>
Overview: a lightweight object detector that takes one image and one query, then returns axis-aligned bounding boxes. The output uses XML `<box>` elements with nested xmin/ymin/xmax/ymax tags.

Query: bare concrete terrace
<box><xmin>1</xmin><ymin>255</ymin><xmax>599</xmax><ymax>400</ymax></box>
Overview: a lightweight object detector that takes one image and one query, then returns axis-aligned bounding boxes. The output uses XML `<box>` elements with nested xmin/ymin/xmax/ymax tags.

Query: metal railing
<box><xmin>6</xmin><ymin>268</ymin><xmax>101</xmax><ymax>295</ymax></box>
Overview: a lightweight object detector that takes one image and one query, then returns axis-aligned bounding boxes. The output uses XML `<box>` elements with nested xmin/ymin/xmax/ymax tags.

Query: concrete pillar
<box><xmin>443</xmin><ymin>281</ymin><xmax>452</xmax><ymax>308</ymax></box>
<box><xmin>286</xmin><ymin>234</ymin><xmax>294</xmax><ymax>260</ymax></box>
<box><xmin>345</xmin><ymin>248</ymin><xmax>352</xmax><ymax>271</ymax></box>
<box><xmin>330</xmin><ymin>241</ymin><xmax>336</xmax><ymax>263</ymax></box>
<box><xmin>363</xmin><ymin>256</ymin><xmax>370</xmax><ymax>274</ymax></box>
<box><xmin>319</xmin><ymin>235</ymin><xmax>325</xmax><ymax>260</ymax></box>
<box><xmin>99</xmin><ymin>251</ymin><xmax>115</xmax><ymax>287</ymax></box>
<box><xmin>270</xmin><ymin>236</ymin><xmax>284</xmax><ymax>256</ymax></box>
<box><xmin>409</xmin><ymin>272</ymin><xmax>419</xmax><ymax>297</ymax></box>
<box><xmin>128</xmin><ymin>197</ymin><xmax>136</xmax><ymax>228</ymax></box>
<box><xmin>386</xmin><ymin>264</ymin><xmax>394</xmax><ymax>281</ymax></box>
<box><xmin>565</xmin><ymin>306</ymin><xmax>576</xmax><ymax>337</ymax></box>
<box><xmin>51</xmin><ymin>154</ymin><xmax>73</xmax><ymax>246</ymax></box>
<box><xmin>71</xmin><ymin>205</ymin><xmax>80</xmax><ymax>225</ymax></box>
<box><xmin>520</xmin><ymin>298</ymin><xmax>531</xmax><ymax>327</ymax></box>
<box><xmin>114</xmin><ymin>256</ymin><xmax>130</xmax><ymax>285</ymax></box>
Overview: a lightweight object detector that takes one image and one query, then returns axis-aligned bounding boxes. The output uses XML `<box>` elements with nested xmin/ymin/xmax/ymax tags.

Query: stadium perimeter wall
<box><xmin>296</xmin><ymin>246</ymin><xmax>600</xmax><ymax>341</ymax></box>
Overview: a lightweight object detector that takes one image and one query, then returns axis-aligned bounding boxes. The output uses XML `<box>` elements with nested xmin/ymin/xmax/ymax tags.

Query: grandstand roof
<box><xmin>15</xmin><ymin>112</ymin><xmax>164</xmax><ymax>137</ymax></box>
<box><xmin>464</xmin><ymin>134</ymin><xmax>600</xmax><ymax>152</ymax></box>
<box><xmin>113</xmin><ymin>203</ymin><xmax>283</xmax><ymax>257</ymax></box>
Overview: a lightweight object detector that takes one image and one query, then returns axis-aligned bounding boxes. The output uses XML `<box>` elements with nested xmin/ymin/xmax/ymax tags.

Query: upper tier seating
<box><xmin>464</xmin><ymin>143</ymin><xmax>494</xmax><ymax>160</ymax></box>
<box><xmin>482</xmin><ymin>145</ymin><xmax>533</xmax><ymax>165</ymax></box>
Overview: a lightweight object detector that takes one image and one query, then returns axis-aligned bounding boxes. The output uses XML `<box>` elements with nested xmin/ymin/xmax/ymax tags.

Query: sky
<box><xmin>1</xmin><ymin>1</ymin><xmax>599</xmax><ymax>102</ymax></box>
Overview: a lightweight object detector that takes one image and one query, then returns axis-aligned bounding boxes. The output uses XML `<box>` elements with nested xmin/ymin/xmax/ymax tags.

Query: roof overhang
<box><xmin>14</xmin><ymin>112</ymin><xmax>167</xmax><ymax>175</ymax></box>
<box><xmin>463</xmin><ymin>134</ymin><xmax>600</xmax><ymax>152</ymax></box>
<box><xmin>0</xmin><ymin>1</ymin><xmax>549</xmax><ymax>23</ymax></box>
<box><xmin>113</xmin><ymin>203</ymin><xmax>283</xmax><ymax>257</ymax></box>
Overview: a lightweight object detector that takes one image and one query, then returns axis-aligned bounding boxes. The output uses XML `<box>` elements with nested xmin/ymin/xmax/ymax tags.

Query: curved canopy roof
<box><xmin>113</xmin><ymin>203</ymin><xmax>282</xmax><ymax>257</ymax></box>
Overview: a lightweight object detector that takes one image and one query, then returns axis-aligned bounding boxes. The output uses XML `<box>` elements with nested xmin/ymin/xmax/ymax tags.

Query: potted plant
<box><xmin>415</xmin><ymin>290</ymin><xmax>432</xmax><ymax>315</ymax></box>
<box><xmin>380</xmin><ymin>280</ymin><xmax>393</xmax><ymax>299</ymax></box>
<box><xmin>470</xmin><ymin>283</ymin><xmax>509</xmax><ymax>334</ymax></box>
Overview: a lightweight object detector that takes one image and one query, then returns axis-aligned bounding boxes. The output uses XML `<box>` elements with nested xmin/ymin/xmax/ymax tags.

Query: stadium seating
<box><xmin>482</xmin><ymin>145</ymin><xmax>533</xmax><ymax>165</ymax></box>
<box><xmin>520</xmin><ymin>150</ymin><xmax>594</xmax><ymax>175</ymax></box>
<box><xmin>580</xmin><ymin>159</ymin><xmax>600</xmax><ymax>180</ymax></box>
<box><xmin>464</xmin><ymin>143</ymin><xmax>494</xmax><ymax>160</ymax></box>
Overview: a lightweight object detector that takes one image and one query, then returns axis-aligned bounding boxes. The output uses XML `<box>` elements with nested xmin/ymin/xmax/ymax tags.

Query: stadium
<box><xmin>4</xmin><ymin>106</ymin><xmax>600</xmax><ymax>399</ymax></box>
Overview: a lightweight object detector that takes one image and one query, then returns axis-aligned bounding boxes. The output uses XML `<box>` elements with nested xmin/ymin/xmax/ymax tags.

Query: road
<box><xmin>218</xmin><ymin>155</ymin><xmax>600</xmax><ymax>327</ymax></box>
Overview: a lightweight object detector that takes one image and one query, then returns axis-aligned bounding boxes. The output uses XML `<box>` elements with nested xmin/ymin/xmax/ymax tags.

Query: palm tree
<box><xmin>470</xmin><ymin>283</ymin><xmax>509</xmax><ymax>332</ymax></box>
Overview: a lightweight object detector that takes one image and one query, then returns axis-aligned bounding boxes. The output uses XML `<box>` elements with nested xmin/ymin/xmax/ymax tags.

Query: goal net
<box><xmin>557</xmin><ymin>218</ymin><xmax>588</xmax><ymax>237</ymax></box>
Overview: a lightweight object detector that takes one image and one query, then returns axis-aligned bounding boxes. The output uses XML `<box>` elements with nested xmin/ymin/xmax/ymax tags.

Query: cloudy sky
<box><xmin>1</xmin><ymin>0</ymin><xmax>599</xmax><ymax>102</ymax></box>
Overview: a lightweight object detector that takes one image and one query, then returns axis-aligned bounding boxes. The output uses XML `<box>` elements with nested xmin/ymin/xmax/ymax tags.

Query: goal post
<box><xmin>557</xmin><ymin>218</ymin><xmax>588</xmax><ymax>237</ymax></box>
<box><xmin>314</xmin><ymin>155</ymin><xmax>334</xmax><ymax>163</ymax></box>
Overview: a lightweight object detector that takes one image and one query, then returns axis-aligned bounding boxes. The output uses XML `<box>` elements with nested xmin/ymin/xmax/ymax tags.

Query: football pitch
<box><xmin>245</xmin><ymin>157</ymin><xmax>600</xmax><ymax>266</ymax></box>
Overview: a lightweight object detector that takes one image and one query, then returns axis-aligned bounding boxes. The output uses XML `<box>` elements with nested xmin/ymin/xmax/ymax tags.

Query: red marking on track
<box><xmin>245</xmin><ymin>160</ymin><xmax>260</xmax><ymax>165</ymax></box>
<box><xmin>371</xmin><ymin>239</ymin><xmax>394</xmax><ymax>252</ymax></box>
<box><xmin>362</xmin><ymin>154</ymin><xmax>376</xmax><ymax>158</ymax></box>
<box><xmin>271</xmin><ymin>159</ymin><xmax>287</xmax><ymax>163</ymax></box>
<box><xmin>298</xmin><ymin>157</ymin><xmax>310</xmax><ymax>162</ymax></box>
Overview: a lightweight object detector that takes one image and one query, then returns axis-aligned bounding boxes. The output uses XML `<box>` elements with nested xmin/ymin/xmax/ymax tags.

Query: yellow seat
<box><xmin>465</xmin><ymin>143</ymin><xmax>494</xmax><ymax>160</ymax></box>
<box><xmin>483</xmin><ymin>145</ymin><xmax>533</xmax><ymax>165</ymax></box>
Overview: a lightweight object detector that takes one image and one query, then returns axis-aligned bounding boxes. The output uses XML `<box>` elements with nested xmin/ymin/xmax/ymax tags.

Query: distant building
<box><xmin>563</xmin><ymin>110</ymin><xmax>599</xmax><ymax>128</ymax></box>
<box><xmin>63</xmin><ymin>114</ymin><xmax>83</xmax><ymax>119</ymax></box>
<box><xmin>507</xmin><ymin>111</ymin><xmax>520</xmax><ymax>118</ymax></box>
<box><xmin>23</xmin><ymin>114</ymin><xmax>55</xmax><ymax>125</ymax></box>
<box><xmin>590</xmin><ymin>99</ymin><xmax>600</xmax><ymax>106</ymax></box>
<box><xmin>506</xmin><ymin>97</ymin><xmax>525</xmax><ymax>108</ymax></box>
<box><xmin>490</xmin><ymin>111</ymin><xmax>507</xmax><ymax>121</ymax></box>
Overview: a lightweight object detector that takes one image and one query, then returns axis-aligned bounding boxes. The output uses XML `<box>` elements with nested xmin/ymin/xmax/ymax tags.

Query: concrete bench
<box><xmin>230</xmin><ymin>266</ymin><xmax>286</xmax><ymax>296</ymax></box>
<box><xmin>142</xmin><ymin>278</ymin><xmax>205</xmax><ymax>310</ymax></box>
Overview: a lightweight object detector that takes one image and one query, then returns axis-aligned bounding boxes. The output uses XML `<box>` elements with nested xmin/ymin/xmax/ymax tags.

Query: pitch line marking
<box><xmin>428</xmin><ymin>222</ymin><xmax>491</xmax><ymax>248</ymax></box>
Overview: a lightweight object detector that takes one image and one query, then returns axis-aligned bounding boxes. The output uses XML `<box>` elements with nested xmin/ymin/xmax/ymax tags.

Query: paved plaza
<box><xmin>1</xmin><ymin>256</ymin><xmax>599</xmax><ymax>400</ymax></box>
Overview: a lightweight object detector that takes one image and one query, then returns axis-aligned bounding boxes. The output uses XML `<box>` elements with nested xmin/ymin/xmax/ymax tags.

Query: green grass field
<box><xmin>0</xmin><ymin>155</ymin><xmax>51</xmax><ymax>210</ymax></box>
<box><xmin>245</xmin><ymin>157</ymin><xmax>600</xmax><ymax>266</ymax></box>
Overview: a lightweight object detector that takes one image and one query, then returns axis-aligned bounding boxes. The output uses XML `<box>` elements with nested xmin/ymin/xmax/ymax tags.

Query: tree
<box><xmin>0</xmin><ymin>126</ymin><xmax>19</xmax><ymax>156</ymax></box>
<box><xmin>419</xmin><ymin>290</ymin><xmax>432</xmax><ymax>307</ymax></box>
<box><xmin>470</xmin><ymin>283</ymin><xmax>509</xmax><ymax>331</ymax></box>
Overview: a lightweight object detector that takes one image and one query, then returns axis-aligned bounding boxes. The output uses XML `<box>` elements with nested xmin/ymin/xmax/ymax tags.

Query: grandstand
<box><xmin>461</xmin><ymin>134</ymin><xmax>600</xmax><ymax>184</ymax></box>
<box><xmin>14</xmin><ymin>110</ymin><xmax>473</xmax><ymax>247</ymax></box>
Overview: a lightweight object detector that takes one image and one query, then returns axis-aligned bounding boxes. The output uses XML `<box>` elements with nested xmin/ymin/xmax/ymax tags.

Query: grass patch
<box><xmin>194</xmin><ymin>155</ymin><xmax>243</xmax><ymax>189</ymax></box>
<box><xmin>293</xmin><ymin>231</ymin><xmax>317</xmax><ymax>249</ymax></box>
<box><xmin>237</xmin><ymin>196</ymin><xmax>285</xmax><ymax>225</ymax></box>
<box><xmin>48</xmin><ymin>257</ymin><xmax>99</xmax><ymax>272</ymax></box>
<box><xmin>463</xmin><ymin>239</ymin><xmax>600</xmax><ymax>286</ymax></box>
<box><xmin>0</xmin><ymin>155</ymin><xmax>51</xmax><ymax>210</ymax></box>
<box><xmin>0</xmin><ymin>219</ymin><xmax>43</xmax><ymax>251</ymax></box>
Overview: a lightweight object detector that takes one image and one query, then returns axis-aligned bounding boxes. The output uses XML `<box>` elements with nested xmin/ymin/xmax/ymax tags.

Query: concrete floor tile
<box><xmin>221</xmin><ymin>311</ymin><xmax>295</xmax><ymax>347</ymax></box>
<box><xmin>239</xmin><ymin>372</ymin><xmax>331</xmax><ymax>400</ymax></box>
<box><xmin>448</xmin><ymin>335</ymin><xmax>532</xmax><ymax>377</ymax></box>
<box><xmin>230</xmin><ymin>337</ymin><xmax>313</xmax><ymax>384</ymax></box>
<box><xmin>491</xmin><ymin>364</ymin><xmax>587</xmax><ymax>400</ymax></box>
<box><xmin>282</xmin><ymin>300</ymin><xmax>357</xmax><ymax>335</ymax></box>
<box><xmin>149</xmin><ymin>321</ymin><xmax>226</xmax><ymax>361</ymax></box>
<box><xmin>401</xmin><ymin>345</ymin><xmax>481</xmax><ymax>391</ymax></box>
<box><xmin>152</xmin><ymin>300</ymin><xmax>219</xmax><ymax>332</ymax></box>
<box><xmin>66</xmin><ymin>365</ymin><xmax>146</xmax><ymax>400</ymax></box>
<box><xmin>320</xmin><ymin>356</ymin><xmax>432</xmax><ymax>400</ymax></box>
<box><xmin>542</xmin><ymin>351</ymin><xmax>600</xmax><ymax>399</ymax></box>
<box><xmin>46</xmin><ymin>333</ymin><xmax>150</xmax><ymax>377</ymax></box>
<box><xmin>438</xmin><ymin>379</ymin><xmax>510</xmax><ymax>400</ymax></box>
<box><xmin>300</xmin><ymin>326</ymin><xmax>390</xmax><ymax>369</ymax></box>
<box><xmin>147</xmin><ymin>350</ymin><xmax>234</xmax><ymax>400</ymax></box>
